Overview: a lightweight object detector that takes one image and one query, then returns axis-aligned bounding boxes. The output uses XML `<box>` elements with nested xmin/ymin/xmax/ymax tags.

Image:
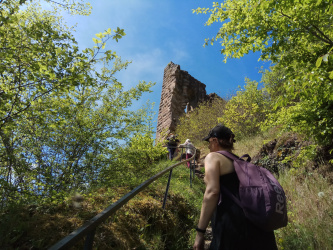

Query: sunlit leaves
<box><xmin>329</xmin><ymin>71</ymin><xmax>333</xmax><ymax>79</ymax></box>
<box><xmin>316</xmin><ymin>56</ymin><xmax>323</xmax><ymax>68</ymax></box>
<box><xmin>92</xmin><ymin>37</ymin><xmax>101</xmax><ymax>43</ymax></box>
<box><xmin>0</xmin><ymin>1</ymin><xmax>154</xmax><ymax>207</ymax></box>
<box><xmin>45</xmin><ymin>0</ymin><xmax>92</xmax><ymax>16</ymax></box>
<box><xmin>195</xmin><ymin>0</ymin><xmax>333</xmax><ymax>145</ymax></box>
<box><xmin>112</xmin><ymin>27</ymin><xmax>126</xmax><ymax>42</ymax></box>
<box><xmin>175</xmin><ymin>98</ymin><xmax>226</xmax><ymax>144</ymax></box>
<box><xmin>194</xmin><ymin>0</ymin><xmax>333</xmax><ymax>65</ymax></box>
<box><xmin>220</xmin><ymin>79</ymin><xmax>271</xmax><ymax>139</ymax></box>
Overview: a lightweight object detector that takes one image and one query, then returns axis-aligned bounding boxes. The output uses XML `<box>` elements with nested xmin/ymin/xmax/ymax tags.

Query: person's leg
<box><xmin>186</xmin><ymin>153</ymin><xmax>193</xmax><ymax>168</ymax></box>
<box><xmin>170</xmin><ymin>148</ymin><xmax>176</xmax><ymax>160</ymax></box>
<box><xmin>167</xmin><ymin>148</ymin><xmax>172</xmax><ymax>160</ymax></box>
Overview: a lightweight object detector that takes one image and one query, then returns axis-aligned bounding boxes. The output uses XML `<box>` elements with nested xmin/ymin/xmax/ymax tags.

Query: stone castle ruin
<box><xmin>156</xmin><ymin>62</ymin><xmax>218</xmax><ymax>141</ymax></box>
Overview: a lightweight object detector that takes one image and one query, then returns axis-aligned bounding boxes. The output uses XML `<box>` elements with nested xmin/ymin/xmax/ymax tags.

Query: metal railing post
<box><xmin>162</xmin><ymin>169</ymin><xmax>173</xmax><ymax>209</ymax></box>
<box><xmin>84</xmin><ymin>229</ymin><xmax>96</xmax><ymax>250</ymax></box>
<box><xmin>190</xmin><ymin>157</ymin><xmax>195</xmax><ymax>188</ymax></box>
<box><xmin>192</xmin><ymin>157</ymin><xmax>195</xmax><ymax>182</ymax></box>
<box><xmin>180</xmin><ymin>147</ymin><xmax>183</xmax><ymax>162</ymax></box>
<box><xmin>189</xmin><ymin>155</ymin><xmax>192</xmax><ymax>188</ymax></box>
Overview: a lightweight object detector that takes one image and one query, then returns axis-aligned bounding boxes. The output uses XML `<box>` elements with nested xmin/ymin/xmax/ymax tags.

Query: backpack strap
<box><xmin>240</xmin><ymin>154</ymin><xmax>251</xmax><ymax>162</ymax></box>
<box><xmin>216</xmin><ymin>151</ymin><xmax>246</xmax><ymax>209</ymax></box>
<box><xmin>216</xmin><ymin>150</ymin><xmax>239</xmax><ymax>160</ymax></box>
<box><xmin>217</xmin><ymin>151</ymin><xmax>251</xmax><ymax>162</ymax></box>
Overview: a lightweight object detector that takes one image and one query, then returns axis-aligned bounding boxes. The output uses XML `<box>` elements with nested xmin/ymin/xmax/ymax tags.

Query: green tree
<box><xmin>195</xmin><ymin>0</ymin><xmax>333</xmax><ymax>145</ymax></box>
<box><xmin>194</xmin><ymin>0</ymin><xmax>333</xmax><ymax>64</ymax></box>
<box><xmin>260</xmin><ymin>65</ymin><xmax>289</xmax><ymax>104</ymax></box>
<box><xmin>101</xmin><ymin>132</ymin><xmax>168</xmax><ymax>188</ymax></box>
<box><xmin>0</xmin><ymin>2</ymin><xmax>155</xmax><ymax>207</ymax></box>
<box><xmin>219</xmin><ymin>79</ymin><xmax>270</xmax><ymax>139</ymax></box>
<box><xmin>175</xmin><ymin>97</ymin><xmax>226</xmax><ymax>144</ymax></box>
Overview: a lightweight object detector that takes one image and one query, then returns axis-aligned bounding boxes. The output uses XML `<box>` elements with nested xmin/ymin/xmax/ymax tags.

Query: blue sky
<box><xmin>54</xmin><ymin>0</ymin><xmax>271</xmax><ymax>131</ymax></box>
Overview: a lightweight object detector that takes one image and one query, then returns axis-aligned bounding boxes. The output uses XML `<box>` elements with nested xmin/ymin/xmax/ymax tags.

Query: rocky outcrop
<box><xmin>251</xmin><ymin>134</ymin><xmax>320</xmax><ymax>176</ymax></box>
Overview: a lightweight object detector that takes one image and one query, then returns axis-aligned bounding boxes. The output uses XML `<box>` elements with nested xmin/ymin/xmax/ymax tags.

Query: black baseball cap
<box><xmin>203</xmin><ymin>125</ymin><xmax>234</xmax><ymax>142</ymax></box>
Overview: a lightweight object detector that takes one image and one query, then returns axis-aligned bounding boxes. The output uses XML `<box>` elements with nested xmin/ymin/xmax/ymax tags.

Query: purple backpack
<box><xmin>217</xmin><ymin>151</ymin><xmax>288</xmax><ymax>231</ymax></box>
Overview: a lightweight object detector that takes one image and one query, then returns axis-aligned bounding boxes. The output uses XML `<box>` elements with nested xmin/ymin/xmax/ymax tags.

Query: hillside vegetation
<box><xmin>175</xmin><ymin>99</ymin><xmax>333</xmax><ymax>249</ymax></box>
<box><xmin>1</xmin><ymin>0</ymin><xmax>333</xmax><ymax>249</ymax></box>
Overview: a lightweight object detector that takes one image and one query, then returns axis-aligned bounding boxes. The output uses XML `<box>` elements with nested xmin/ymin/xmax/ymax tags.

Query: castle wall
<box><xmin>156</xmin><ymin>62</ymin><xmax>208</xmax><ymax>141</ymax></box>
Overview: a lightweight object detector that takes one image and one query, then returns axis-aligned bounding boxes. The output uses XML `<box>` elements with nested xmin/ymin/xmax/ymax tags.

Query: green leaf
<box><xmin>329</xmin><ymin>71</ymin><xmax>333</xmax><ymax>79</ymax></box>
<box><xmin>316</xmin><ymin>56</ymin><xmax>323</xmax><ymax>68</ymax></box>
<box><xmin>96</xmin><ymin>32</ymin><xmax>103</xmax><ymax>39</ymax></box>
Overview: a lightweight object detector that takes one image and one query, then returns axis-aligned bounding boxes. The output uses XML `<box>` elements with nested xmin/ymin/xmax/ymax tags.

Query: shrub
<box><xmin>175</xmin><ymin>97</ymin><xmax>226</xmax><ymax>145</ymax></box>
<box><xmin>99</xmin><ymin>133</ymin><xmax>168</xmax><ymax>188</ymax></box>
<box><xmin>219</xmin><ymin>78</ymin><xmax>271</xmax><ymax>139</ymax></box>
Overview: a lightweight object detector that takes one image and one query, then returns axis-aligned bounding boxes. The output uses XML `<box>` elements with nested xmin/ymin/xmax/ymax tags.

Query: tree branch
<box><xmin>310</xmin><ymin>23</ymin><xmax>333</xmax><ymax>46</ymax></box>
<box><xmin>0</xmin><ymin>87</ymin><xmax>54</xmax><ymax>126</ymax></box>
<box><xmin>280</xmin><ymin>10</ymin><xmax>333</xmax><ymax>46</ymax></box>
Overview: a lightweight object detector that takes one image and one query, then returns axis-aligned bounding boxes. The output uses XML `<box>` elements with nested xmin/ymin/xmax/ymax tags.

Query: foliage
<box><xmin>260</xmin><ymin>65</ymin><xmax>289</xmax><ymax>105</ymax></box>
<box><xmin>0</xmin><ymin>162</ymin><xmax>205</xmax><ymax>249</ymax></box>
<box><xmin>283</xmin><ymin>145</ymin><xmax>318</xmax><ymax>175</ymax></box>
<box><xmin>195</xmin><ymin>0</ymin><xmax>333</xmax><ymax>146</ymax></box>
<box><xmin>276</xmin><ymin>172</ymin><xmax>333</xmax><ymax>250</ymax></box>
<box><xmin>175</xmin><ymin>97</ymin><xmax>226</xmax><ymax>145</ymax></box>
<box><xmin>232</xmin><ymin>131</ymin><xmax>333</xmax><ymax>250</ymax></box>
<box><xmin>218</xmin><ymin>78</ymin><xmax>271</xmax><ymax>139</ymax></box>
<box><xmin>262</xmin><ymin>95</ymin><xmax>333</xmax><ymax>146</ymax></box>
<box><xmin>99</xmin><ymin>107</ymin><xmax>168</xmax><ymax>188</ymax></box>
<box><xmin>194</xmin><ymin>0</ymin><xmax>333</xmax><ymax>64</ymax></box>
<box><xmin>262</xmin><ymin>57</ymin><xmax>333</xmax><ymax>145</ymax></box>
<box><xmin>43</xmin><ymin>0</ymin><xmax>92</xmax><ymax>16</ymax></box>
<box><xmin>0</xmin><ymin>2</ymin><xmax>155</xmax><ymax>208</ymax></box>
<box><xmin>0</xmin><ymin>0</ymin><xmax>91</xmax><ymax>20</ymax></box>
<box><xmin>232</xmin><ymin>128</ymin><xmax>280</xmax><ymax>158</ymax></box>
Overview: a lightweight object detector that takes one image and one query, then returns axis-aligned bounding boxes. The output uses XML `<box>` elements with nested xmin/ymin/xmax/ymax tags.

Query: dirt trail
<box><xmin>204</xmin><ymin>227</ymin><xmax>212</xmax><ymax>249</ymax></box>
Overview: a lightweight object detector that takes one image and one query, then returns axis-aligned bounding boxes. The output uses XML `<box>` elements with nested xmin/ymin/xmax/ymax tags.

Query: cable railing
<box><xmin>49</xmin><ymin>148</ymin><xmax>197</xmax><ymax>250</ymax></box>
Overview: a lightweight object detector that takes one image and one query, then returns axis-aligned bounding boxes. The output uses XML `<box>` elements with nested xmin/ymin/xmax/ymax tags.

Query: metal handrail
<box><xmin>49</xmin><ymin>149</ymin><xmax>197</xmax><ymax>250</ymax></box>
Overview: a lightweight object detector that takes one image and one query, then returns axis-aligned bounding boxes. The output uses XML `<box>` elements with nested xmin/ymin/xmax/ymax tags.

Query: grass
<box><xmin>159</xmin><ymin>131</ymin><xmax>333</xmax><ymax>250</ymax></box>
<box><xmin>235</xmin><ymin>131</ymin><xmax>333</xmax><ymax>250</ymax></box>
<box><xmin>190</xmin><ymin>128</ymin><xmax>280</xmax><ymax>161</ymax></box>
<box><xmin>1</xmin><ymin>130</ymin><xmax>332</xmax><ymax>249</ymax></box>
<box><xmin>0</xmin><ymin>159</ymin><xmax>205</xmax><ymax>249</ymax></box>
<box><xmin>233</xmin><ymin>128</ymin><xmax>280</xmax><ymax>157</ymax></box>
<box><xmin>276</xmin><ymin>171</ymin><xmax>333</xmax><ymax>250</ymax></box>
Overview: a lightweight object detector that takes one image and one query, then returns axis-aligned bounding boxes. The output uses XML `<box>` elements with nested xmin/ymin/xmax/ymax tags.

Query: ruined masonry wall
<box><xmin>156</xmin><ymin>62</ymin><xmax>208</xmax><ymax>141</ymax></box>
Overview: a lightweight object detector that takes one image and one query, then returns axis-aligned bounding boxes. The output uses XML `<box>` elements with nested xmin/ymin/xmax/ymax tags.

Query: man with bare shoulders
<box><xmin>193</xmin><ymin>125</ymin><xmax>277</xmax><ymax>250</ymax></box>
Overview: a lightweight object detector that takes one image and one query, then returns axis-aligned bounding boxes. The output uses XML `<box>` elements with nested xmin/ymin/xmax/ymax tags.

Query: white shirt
<box><xmin>179</xmin><ymin>141</ymin><xmax>195</xmax><ymax>155</ymax></box>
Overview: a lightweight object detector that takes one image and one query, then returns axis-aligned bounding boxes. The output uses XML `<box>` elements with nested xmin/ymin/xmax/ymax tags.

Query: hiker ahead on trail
<box><xmin>178</xmin><ymin>139</ymin><xmax>195</xmax><ymax>168</ymax></box>
<box><xmin>193</xmin><ymin>125</ymin><xmax>279</xmax><ymax>250</ymax></box>
<box><xmin>166</xmin><ymin>133</ymin><xmax>180</xmax><ymax>160</ymax></box>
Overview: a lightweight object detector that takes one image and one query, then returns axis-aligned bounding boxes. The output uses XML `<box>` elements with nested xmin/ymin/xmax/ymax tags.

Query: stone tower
<box><xmin>156</xmin><ymin>62</ymin><xmax>209</xmax><ymax>141</ymax></box>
